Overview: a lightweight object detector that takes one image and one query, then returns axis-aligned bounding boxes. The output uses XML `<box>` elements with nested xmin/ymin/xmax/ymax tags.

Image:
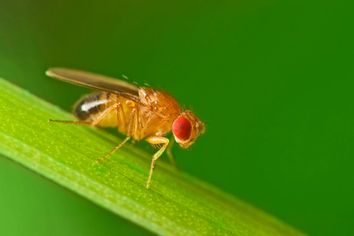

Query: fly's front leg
<box><xmin>166</xmin><ymin>138</ymin><xmax>177</xmax><ymax>167</ymax></box>
<box><xmin>145</xmin><ymin>136</ymin><xmax>169</xmax><ymax>189</ymax></box>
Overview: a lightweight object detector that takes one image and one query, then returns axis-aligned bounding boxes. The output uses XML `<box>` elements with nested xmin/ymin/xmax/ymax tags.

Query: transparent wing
<box><xmin>46</xmin><ymin>67</ymin><xmax>140</xmax><ymax>102</ymax></box>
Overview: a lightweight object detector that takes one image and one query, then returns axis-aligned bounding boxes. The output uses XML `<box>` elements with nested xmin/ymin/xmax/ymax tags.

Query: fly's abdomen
<box><xmin>73</xmin><ymin>92</ymin><xmax>109</xmax><ymax>121</ymax></box>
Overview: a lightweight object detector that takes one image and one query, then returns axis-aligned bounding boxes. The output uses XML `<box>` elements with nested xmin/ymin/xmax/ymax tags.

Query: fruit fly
<box><xmin>46</xmin><ymin>68</ymin><xmax>205</xmax><ymax>188</ymax></box>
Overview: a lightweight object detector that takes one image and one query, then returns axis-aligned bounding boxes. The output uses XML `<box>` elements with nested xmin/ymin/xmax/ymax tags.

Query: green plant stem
<box><xmin>0</xmin><ymin>78</ymin><xmax>305</xmax><ymax>236</ymax></box>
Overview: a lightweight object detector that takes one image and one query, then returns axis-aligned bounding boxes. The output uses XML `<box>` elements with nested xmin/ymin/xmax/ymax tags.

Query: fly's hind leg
<box><xmin>94</xmin><ymin>100</ymin><xmax>134</xmax><ymax>165</ymax></box>
<box><xmin>94</xmin><ymin>136</ymin><xmax>131</xmax><ymax>164</ymax></box>
<box><xmin>49</xmin><ymin>119</ymin><xmax>92</xmax><ymax>126</ymax></box>
<box><xmin>49</xmin><ymin>104</ymin><xmax>117</xmax><ymax>127</ymax></box>
<box><xmin>94</xmin><ymin>101</ymin><xmax>130</xmax><ymax>164</ymax></box>
<box><xmin>145</xmin><ymin>136</ymin><xmax>169</xmax><ymax>189</ymax></box>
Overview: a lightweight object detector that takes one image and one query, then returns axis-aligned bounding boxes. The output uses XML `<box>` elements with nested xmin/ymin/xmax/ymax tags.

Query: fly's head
<box><xmin>172</xmin><ymin>110</ymin><xmax>205</xmax><ymax>149</ymax></box>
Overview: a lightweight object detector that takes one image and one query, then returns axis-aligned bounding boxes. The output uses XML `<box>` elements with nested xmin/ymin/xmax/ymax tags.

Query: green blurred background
<box><xmin>0</xmin><ymin>0</ymin><xmax>353</xmax><ymax>235</ymax></box>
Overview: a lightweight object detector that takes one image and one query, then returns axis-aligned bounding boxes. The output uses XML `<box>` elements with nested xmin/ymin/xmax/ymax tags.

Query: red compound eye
<box><xmin>172</xmin><ymin>116</ymin><xmax>192</xmax><ymax>141</ymax></box>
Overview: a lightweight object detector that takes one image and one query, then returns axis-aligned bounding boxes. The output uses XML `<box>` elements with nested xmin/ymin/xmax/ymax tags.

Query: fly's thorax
<box><xmin>139</xmin><ymin>88</ymin><xmax>181</xmax><ymax>115</ymax></box>
<box><xmin>137</xmin><ymin>88</ymin><xmax>182</xmax><ymax>137</ymax></box>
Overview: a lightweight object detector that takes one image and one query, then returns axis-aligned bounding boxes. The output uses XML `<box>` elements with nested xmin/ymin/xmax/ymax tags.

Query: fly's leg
<box><xmin>49</xmin><ymin>104</ymin><xmax>117</xmax><ymax>126</ymax></box>
<box><xmin>51</xmin><ymin>102</ymin><xmax>130</xmax><ymax>164</ymax></box>
<box><xmin>115</xmin><ymin>98</ymin><xmax>126</xmax><ymax>133</ymax></box>
<box><xmin>94</xmin><ymin>136</ymin><xmax>131</xmax><ymax>164</ymax></box>
<box><xmin>126</xmin><ymin>107</ymin><xmax>140</xmax><ymax>138</ymax></box>
<box><xmin>166</xmin><ymin>138</ymin><xmax>177</xmax><ymax>167</ymax></box>
<box><xmin>126</xmin><ymin>108</ymin><xmax>135</xmax><ymax>136</ymax></box>
<box><xmin>145</xmin><ymin>136</ymin><xmax>169</xmax><ymax>189</ymax></box>
<box><xmin>49</xmin><ymin>119</ymin><xmax>92</xmax><ymax>125</ymax></box>
<box><xmin>94</xmin><ymin>100</ymin><xmax>130</xmax><ymax>164</ymax></box>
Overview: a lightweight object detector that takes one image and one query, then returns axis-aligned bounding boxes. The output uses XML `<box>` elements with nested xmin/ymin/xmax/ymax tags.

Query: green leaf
<box><xmin>0</xmin><ymin>78</ymin><xmax>305</xmax><ymax>236</ymax></box>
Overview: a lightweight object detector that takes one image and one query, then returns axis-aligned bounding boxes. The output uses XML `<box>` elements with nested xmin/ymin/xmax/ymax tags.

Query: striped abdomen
<box><xmin>73</xmin><ymin>91</ymin><xmax>142</xmax><ymax>138</ymax></box>
<box><xmin>74</xmin><ymin>92</ymin><xmax>110</xmax><ymax>121</ymax></box>
<box><xmin>74</xmin><ymin>92</ymin><xmax>121</xmax><ymax>129</ymax></box>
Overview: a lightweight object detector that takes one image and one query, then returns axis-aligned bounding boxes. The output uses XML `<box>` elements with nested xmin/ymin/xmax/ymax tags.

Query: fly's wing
<box><xmin>46</xmin><ymin>67</ymin><xmax>140</xmax><ymax>102</ymax></box>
